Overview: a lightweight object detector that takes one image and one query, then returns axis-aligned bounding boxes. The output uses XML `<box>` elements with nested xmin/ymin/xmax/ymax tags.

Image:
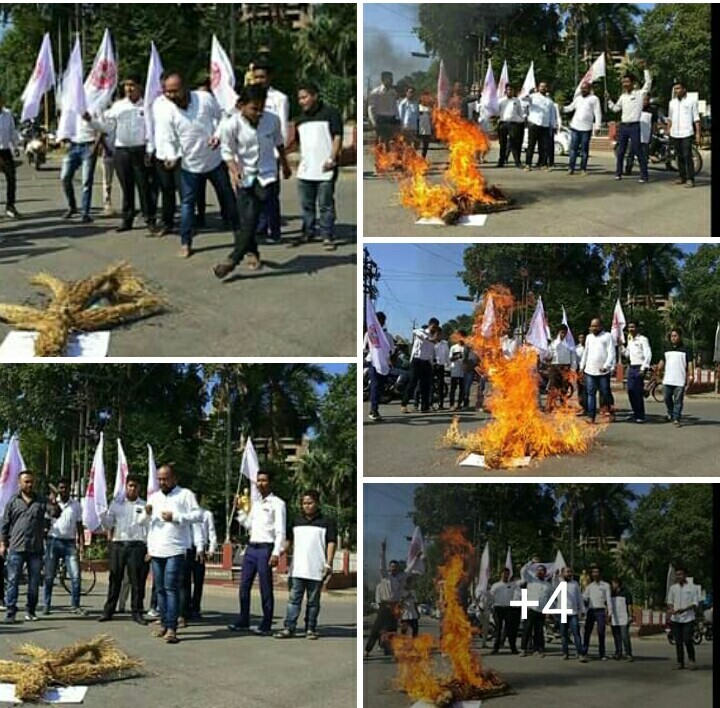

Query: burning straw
<box><xmin>0</xmin><ymin>634</ymin><xmax>143</xmax><ymax>702</ymax></box>
<box><xmin>391</xmin><ymin>529</ymin><xmax>509</xmax><ymax>707</ymax></box>
<box><xmin>441</xmin><ymin>286</ymin><xmax>603</xmax><ymax>468</ymax></box>
<box><xmin>0</xmin><ymin>263</ymin><xmax>166</xmax><ymax>357</ymax></box>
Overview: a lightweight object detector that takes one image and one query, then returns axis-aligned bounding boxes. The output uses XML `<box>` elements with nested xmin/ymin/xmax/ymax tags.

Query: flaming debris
<box><xmin>391</xmin><ymin>529</ymin><xmax>509</xmax><ymax>707</ymax></box>
<box><xmin>442</xmin><ymin>286</ymin><xmax>603</xmax><ymax>468</ymax></box>
<box><xmin>373</xmin><ymin>109</ymin><xmax>512</xmax><ymax>224</ymax></box>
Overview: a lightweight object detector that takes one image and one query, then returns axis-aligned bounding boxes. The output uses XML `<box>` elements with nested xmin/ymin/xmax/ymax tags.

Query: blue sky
<box><xmin>367</xmin><ymin>244</ymin><xmax>700</xmax><ymax>340</ymax></box>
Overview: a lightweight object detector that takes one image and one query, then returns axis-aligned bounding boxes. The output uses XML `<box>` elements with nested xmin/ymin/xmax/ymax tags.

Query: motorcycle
<box><xmin>665</xmin><ymin>619</ymin><xmax>703</xmax><ymax>645</ymax></box>
<box><xmin>614</xmin><ymin>127</ymin><xmax>703</xmax><ymax>176</ymax></box>
<box><xmin>362</xmin><ymin>363</ymin><xmax>410</xmax><ymax>404</ymax></box>
<box><xmin>23</xmin><ymin>123</ymin><xmax>48</xmax><ymax>171</ymax></box>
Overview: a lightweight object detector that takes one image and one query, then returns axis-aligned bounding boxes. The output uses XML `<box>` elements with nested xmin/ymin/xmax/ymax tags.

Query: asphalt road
<box><xmin>363</xmin><ymin>391</ymin><xmax>720</xmax><ymax>477</ymax></box>
<box><xmin>0</xmin><ymin>578</ymin><xmax>356</xmax><ymax>708</ymax></box>
<box><xmin>0</xmin><ymin>159</ymin><xmax>357</xmax><ymax>357</ymax></box>
<box><xmin>363</xmin><ymin>616</ymin><xmax>712</xmax><ymax>708</ymax></box>
<box><xmin>363</xmin><ymin>145</ymin><xmax>711</xmax><ymax>238</ymax></box>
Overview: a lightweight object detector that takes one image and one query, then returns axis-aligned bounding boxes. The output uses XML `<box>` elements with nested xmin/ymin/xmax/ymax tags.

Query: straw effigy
<box><xmin>0</xmin><ymin>263</ymin><xmax>166</xmax><ymax>357</ymax></box>
<box><xmin>0</xmin><ymin>634</ymin><xmax>143</xmax><ymax>702</ymax></box>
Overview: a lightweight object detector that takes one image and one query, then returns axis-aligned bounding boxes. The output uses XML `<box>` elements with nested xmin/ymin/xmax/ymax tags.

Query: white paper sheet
<box><xmin>0</xmin><ymin>684</ymin><xmax>88</xmax><ymax>704</ymax></box>
<box><xmin>0</xmin><ymin>332</ymin><xmax>110</xmax><ymax>359</ymax></box>
<box><xmin>415</xmin><ymin>215</ymin><xmax>488</xmax><ymax>227</ymax></box>
<box><xmin>459</xmin><ymin>454</ymin><xmax>531</xmax><ymax>469</ymax></box>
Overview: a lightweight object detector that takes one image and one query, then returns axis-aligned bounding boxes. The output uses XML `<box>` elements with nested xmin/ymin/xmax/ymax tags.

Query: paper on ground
<box><xmin>459</xmin><ymin>454</ymin><xmax>531</xmax><ymax>468</ymax></box>
<box><xmin>0</xmin><ymin>332</ymin><xmax>110</xmax><ymax>359</ymax></box>
<box><xmin>0</xmin><ymin>684</ymin><xmax>88</xmax><ymax>704</ymax></box>
<box><xmin>411</xmin><ymin>702</ymin><xmax>482</xmax><ymax>708</ymax></box>
<box><xmin>416</xmin><ymin>215</ymin><xmax>488</xmax><ymax>226</ymax></box>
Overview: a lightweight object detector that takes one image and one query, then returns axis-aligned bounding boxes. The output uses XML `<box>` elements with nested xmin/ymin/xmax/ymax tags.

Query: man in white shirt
<box><xmin>579</xmin><ymin>318</ymin><xmax>616</xmax><ymax>423</ymax></box>
<box><xmin>610</xmin><ymin>577</ymin><xmax>634</xmax><ymax>661</ymax></box>
<box><xmin>546</xmin><ymin>325</ymin><xmax>576</xmax><ymax>410</ymax></box>
<box><xmin>449</xmin><ymin>331</ymin><xmax>468</xmax><ymax>411</ymax></box>
<box><xmin>60</xmin><ymin>112</ymin><xmax>102</xmax><ymax>223</ymax></box>
<box><xmin>558</xmin><ymin>566</ymin><xmax>586</xmax><ymax>662</ymax></box>
<box><xmin>42</xmin><ymin>479</ymin><xmax>86</xmax><ymax>616</ymax></box>
<box><xmin>368</xmin><ymin>71</ymin><xmax>399</xmax><ymax>147</ymax></box>
<box><xmin>563</xmin><ymin>82</ymin><xmax>602</xmax><ymax>175</ymax></box>
<box><xmin>658</xmin><ymin>328</ymin><xmax>694</xmax><ymax>428</ymax></box>
<box><xmin>667</xmin><ymin>566</ymin><xmax>700</xmax><ymax>670</ymax></box>
<box><xmin>364</xmin><ymin>311</ymin><xmax>394</xmax><ymax>422</ymax></box>
<box><xmin>522</xmin><ymin>83</ymin><xmax>554</xmax><ymax>171</ymax></box>
<box><xmin>152</xmin><ymin>91</ymin><xmax>180</xmax><ymax>235</ymax></box>
<box><xmin>145</xmin><ymin>463</ymin><xmax>203</xmax><ymax>644</ymax></box>
<box><xmin>401</xmin><ymin>319</ymin><xmax>440</xmax><ymax>414</ymax></box>
<box><xmin>497</xmin><ymin>85</ymin><xmax>525</xmax><ymax>168</ymax></box>
<box><xmin>622</xmin><ymin>322</ymin><xmax>652</xmax><ymax>423</ymax></box>
<box><xmin>582</xmin><ymin>564</ymin><xmax>611</xmax><ymax>660</ymax></box>
<box><xmin>398</xmin><ymin>86</ymin><xmax>420</xmax><ymax>145</ymax></box>
<box><xmin>607</xmin><ymin>69</ymin><xmax>652</xmax><ymax>182</ymax></box>
<box><xmin>275</xmin><ymin>490</ymin><xmax>336</xmax><ymax>639</ymax></box>
<box><xmin>99</xmin><ymin>475</ymin><xmax>149</xmax><ymax>624</ymax></box>
<box><xmin>228</xmin><ymin>470</ymin><xmax>286</xmax><ymax>636</ymax></box>
<box><xmin>0</xmin><ymin>93</ymin><xmax>20</xmax><ymax>218</ymax></box>
<box><xmin>519</xmin><ymin>560</ymin><xmax>553</xmax><ymax>657</ymax></box>
<box><xmin>213</xmin><ymin>84</ymin><xmax>291</xmax><ymax>281</ymax></box>
<box><xmin>434</xmin><ymin>333</ymin><xmax>451</xmax><ymax>410</ymax></box>
<box><xmin>489</xmin><ymin>568</ymin><xmax>520</xmax><ymax>655</ymax></box>
<box><xmin>185</xmin><ymin>503</ymin><xmax>217</xmax><ymax>621</ymax></box>
<box><xmin>667</xmin><ymin>78</ymin><xmax>701</xmax><ymax>188</ymax></box>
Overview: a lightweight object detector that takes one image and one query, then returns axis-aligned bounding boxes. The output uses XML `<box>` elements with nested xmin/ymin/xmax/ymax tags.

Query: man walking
<box><xmin>489</xmin><ymin>568</ymin><xmax>520</xmax><ymax>655</ymax></box>
<box><xmin>368</xmin><ymin>72</ymin><xmax>399</xmax><ymax>147</ymax></box>
<box><xmin>579</xmin><ymin>318</ymin><xmax>616</xmax><ymax>424</ymax></box>
<box><xmin>563</xmin><ymin>83</ymin><xmax>602</xmax><ymax>175</ymax></box>
<box><xmin>667</xmin><ymin>566</ymin><xmax>700</xmax><ymax>670</ymax></box>
<box><xmin>545</xmin><ymin>324</ymin><xmax>576</xmax><ymax>410</ymax></box>
<box><xmin>610</xmin><ymin>577</ymin><xmax>634</xmax><ymax>661</ymax></box>
<box><xmin>0</xmin><ymin>93</ymin><xmax>20</xmax><ymax>218</ymax></box>
<box><xmin>275</xmin><ymin>490</ymin><xmax>336</xmax><ymax>640</ymax></box>
<box><xmin>582</xmin><ymin>564</ymin><xmax>611</xmax><ymax>661</ymax></box>
<box><xmin>659</xmin><ymin>329</ymin><xmax>694</xmax><ymax>428</ymax></box>
<box><xmin>519</xmin><ymin>560</ymin><xmax>552</xmax><ymax>657</ymax></box>
<box><xmin>558</xmin><ymin>566</ymin><xmax>586</xmax><ymax>661</ymax></box>
<box><xmin>522</xmin><ymin>83</ymin><xmax>554</xmax><ymax>171</ymax></box>
<box><xmin>400</xmin><ymin>319</ymin><xmax>440</xmax><ymax>414</ymax></box>
<box><xmin>449</xmin><ymin>332</ymin><xmax>468</xmax><ymax>411</ymax></box>
<box><xmin>496</xmin><ymin>85</ymin><xmax>525</xmax><ymax>168</ymax></box>
<box><xmin>1</xmin><ymin>471</ymin><xmax>54</xmax><ymax>623</ymax></box>
<box><xmin>99</xmin><ymin>475</ymin><xmax>149</xmax><ymax>625</ymax></box>
<box><xmin>228</xmin><ymin>470</ymin><xmax>286</xmax><ymax>636</ymax></box>
<box><xmin>398</xmin><ymin>86</ymin><xmax>420</xmax><ymax>146</ymax></box>
<box><xmin>43</xmin><ymin>479</ymin><xmax>86</xmax><ymax>616</ymax></box>
<box><xmin>187</xmin><ymin>503</ymin><xmax>216</xmax><ymax>620</ymax></box>
<box><xmin>152</xmin><ymin>89</ymin><xmax>180</xmax><ymax>236</ymax></box>
<box><xmin>622</xmin><ymin>322</ymin><xmax>652</xmax><ymax>423</ymax></box>
<box><xmin>364</xmin><ymin>310</ymin><xmax>393</xmax><ymax>422</ymax></box>
<box><xmin>667</xmin><ymin>79</ymin><xmax>701</xmax><ymax>188</ymax></box>
<box><xmin>294</xmin><ymin>82</ymin><xmax>343</xmax><ymax>251</ymax></box>
<box><xmin>60</xmin><ymin>111</ymin><xmax>102</xmax><ymax>223</ymax></box>
<box><xmin>434</xmin><ymin>332</ymin><xmax>450</xmax><ymax>410</ymax></box>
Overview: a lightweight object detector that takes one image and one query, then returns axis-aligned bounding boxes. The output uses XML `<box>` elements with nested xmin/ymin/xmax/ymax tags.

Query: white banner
<box><xmin>0</xmin><ymin>436</ymin><xmax>26</xmax><ymax>519</ymax></box>
<box><xmin>81</xmin><ymin>433</ymin><xmax>107</xmax><ymax>532</ymax></box>
<box><xmin>84</xmin><ymin>28</ymin><xmax>117</xmax><ymax>113</ymax></box>
<box><xmin>21</xmin><ymin>33</ymin><xmax>56</xmax><ymax>122</ymax></box>
<box><xmin>113</xmin><ymin>439</ymin><xmax>129</xmax><ymax>503</ymax></box>
<box><xmin>56</xmin><ymin>38</ymin><xmax>87</xmax><ymax>141</ymax></box>
<box><xmin>365</xmin><ymin>296</ymin><xmax>392</xmax><ymax>376</ymax></box>
<box><xmin>210</xmin><ymin>35</ymin><xmax>238</xmax><ymax>113</ymax></box>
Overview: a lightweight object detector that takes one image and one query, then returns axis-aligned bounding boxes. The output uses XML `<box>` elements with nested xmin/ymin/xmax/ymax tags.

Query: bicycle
<box><xmin>12</xmin><ymin>554</ymin><xmax>97</xmax><ymax>597</ymax></box>
<box><xmin>643</xmin><ymin>367</ymin><xmax>664</xmax><ymax>403</ymax></box>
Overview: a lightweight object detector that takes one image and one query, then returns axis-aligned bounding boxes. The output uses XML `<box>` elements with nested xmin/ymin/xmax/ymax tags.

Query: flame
<box><xmin>443</xmin><ymin>285</ymin><xmax>603</xmax><ymax>468</ymax></box>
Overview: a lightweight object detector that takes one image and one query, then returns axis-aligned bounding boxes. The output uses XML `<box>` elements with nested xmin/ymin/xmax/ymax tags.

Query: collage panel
<box><xmin>0</xmin><ymin>363</ymin><xmax>357</xmax><ymax>706</ymax></box>
<box><xmin>363</xmin><ymin>242</ymin><xmax>720</xmax><ymax>477</ymax></box>
<box><xmin>0</xmin><ymin>4</ymin><xmax>357</xmax><ymax>359</ymax></box>
<box><xmin>363</xmin><ymin>482</ymin><xmax>713</xmax><ymax>708</ymax></box>
<box><xmin>363</xmin><ymin>3</ymin><xmax>711</xmax><ymax>238</ymax></box>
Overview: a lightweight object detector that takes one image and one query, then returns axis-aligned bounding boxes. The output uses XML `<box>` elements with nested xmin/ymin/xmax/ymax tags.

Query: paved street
<box><xmin>0</xmin><ymin>160</ymin><xmax>357</xmax><ymax>357</ymax></box>
<box><xmin>0</xmin><ymin>578</ymin><xmax>356</xmax><ymax>708</ymax></box>
<box><xmin>363</xmin><ymin>392</ymin><xmax>720</xmax><ymax>477</ymax></box>
<box><xmin>363</xmin><ymin>145</ymin><xmax>711</xmax><ymax>238</ymax></box>
<box><xmin>363</xmin><ymin>616</ymin><xmax>712</xmax><ymax>708</ymax></box>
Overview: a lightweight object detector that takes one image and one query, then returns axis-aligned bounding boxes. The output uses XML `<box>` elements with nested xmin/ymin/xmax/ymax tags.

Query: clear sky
<box><xmin>367</xmin><ymin>243</ymin><xmax>701</xmax><ymax>340</ymax></box>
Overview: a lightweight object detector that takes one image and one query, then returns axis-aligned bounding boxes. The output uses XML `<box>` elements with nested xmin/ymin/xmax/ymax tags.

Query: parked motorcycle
<box><xmin>22</xmin><ymin>123</ymin><xmax>48</xmax><ymax>170</ymax></box>
<box><xmin>665</xmin><ymin>620</ymin><xmax>703</xmax><ymax>645</ymax></box>
<box><xmin>615</xmin><ymin>127</ymin><xmax>703</xmax><ymax>176</ymax></box>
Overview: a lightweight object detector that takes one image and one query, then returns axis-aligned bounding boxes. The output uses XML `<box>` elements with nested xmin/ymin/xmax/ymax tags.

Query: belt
<box><xmin>248</xmin><ymin>542</ymin><xmax>274</xmax><ymax>549</ymax></box>
<box><xmin>72</xmin><ymin>141</ymin><xmax>97</xmax><ymax>146</ymax></box>
<box><xmin>629</xmin><ymin>364</ymin><xmax>642</xmax><ymax>368</ymax></box>
<box><xmin>621</xmin><ymin>122</ymin><xmax>641</xmax><ymax>126</ymax></box>
<box><xmin>113</xmin><ymin>540</ymin><xmax>146</xmax><ymax>545</ymax></box>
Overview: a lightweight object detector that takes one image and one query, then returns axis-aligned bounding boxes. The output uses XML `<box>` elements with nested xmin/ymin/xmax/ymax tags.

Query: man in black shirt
<box><xmin>294</xmin><ymin>82</ymin><xmax>343</xmax><ymax>252</ymax></box>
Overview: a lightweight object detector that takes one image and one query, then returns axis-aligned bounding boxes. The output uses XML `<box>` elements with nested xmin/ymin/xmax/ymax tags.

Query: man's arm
<box><xmin>562</xmin><ymin>98</ymin><xmax>576</xmax><ymax>114</ymax></box>
<box><xmin>641</xmin><ymin>69</ymin><xmax>652</xmax><ymax>95</ymax></box>
<box><xmin>604</xmin><ymin>336</ymin><xmax>616</xmax><ymax>371</ymax></box>
<box><xmin>687</xmin><ymin>351</ymin><xmax>695</xmax><ymax>384</ymax></box>
<box><xmin>271</xmin><ymin>500</ymin><xmax>287</xmax><ymax>563</ymax></box>
<box><xmin>642</xmin><ymin>339</ymin><xmax>652</xmax><ymax>371</ymax></box>
<box><xmin>380</xmin><ymin>539</ymin><xmax>388</xmax><ymax>578</ymax></box>
<box><xmin>207</xmin><ymin>512</ymin><xmax>218</xmax><ymax>556</ymax></box>
<box><xmin>593</xmin><ymin>96</ymin><xmax>603</xmax><ymax>130</ymax></box>
<box><xmin>367</xmin><ymin>90</ymin><xmax>378</xmax><ymax>127</ymax></box>
<box><xmin>0</xmin><ymin>502</ymin><xmax>12</xmax><ymax>550</ymax></box>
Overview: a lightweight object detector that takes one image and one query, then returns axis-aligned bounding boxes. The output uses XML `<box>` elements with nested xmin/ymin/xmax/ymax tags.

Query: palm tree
<box><xmin>574</xmin><ymin>484</ymin><xmax>636</xmax><ymax>550</ymax></box>
<box><xmin>626</xmin><ymin>244</ymin><xmax>684</xmax><ymax>306</ymax></box>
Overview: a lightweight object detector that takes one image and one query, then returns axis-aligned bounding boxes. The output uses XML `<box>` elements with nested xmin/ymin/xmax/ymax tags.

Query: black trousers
<box><xmin>179</xmin><ymin>547</ymin><xmax>196</xmax><ymax>619</ymax></box>
<box><xmin>527</xmin><ymin>125</ymin><xmax>550</xmax><ymax>167</ymax></box>
<box><xmin>103</xmin><ymin>541</ymin><xmax>147</xmax><ymax>616</ymax></box>
<box><xmin>494</xmin><ymin>606</ymin><xmax>520</xmax><ymax>652</ymax></box>
<box><xmin>498</xmin><ymin>122</ymin><xmax>522</xmax><ymax>166</ymax></box>
<box><xmin>522</xmin><ymin>610</ymin><xmax>545</xmax><ymax>652</ymax></box>
<box><xmin>114</xmin><ymin>146</ymin><xmax>155</xmax><ymax>225</ymax></box>
<box><xmin>402</xmin><ymin>359</ymin><xmax>433</xmax><ymax>410</ymax></box>
<box><xmin>365</xmin><ymin>603</ymin><xmax>398</xmax><ymax>654</ymax></box>
<box><xmin>227</xmin><ymin>180</ymin><xmax>268</xmax><ymax>265</ymax></box>
<box><xmin>673</xmin><ymin>136</ymin><xmax>696</xmax><ymax>183</ymax></box>
<box><xmin>0</xmin><ymin>149</ymin><xmax>17</xmax><ymax>207</ymax></box>
<box><xmin>156</xmin><ymin>161</ymin><xmax>180</xmax><ymax>229</ymax></box>
<box><xmin>449</xmin><ymin>376</ymin><xmax>464</xmax><ymax>407</ymax></box>
<box><xmin>671</xmin><ymin>621</ymin><xmax>697</xmax><ymax>665</ymax></box>
<box><xmin>434</xmin><ymin>365</ymin><xmax>446</xmax><ymax>407</ymax></box>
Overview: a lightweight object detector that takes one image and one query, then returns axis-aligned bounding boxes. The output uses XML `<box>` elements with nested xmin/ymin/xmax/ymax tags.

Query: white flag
<box><xmin>553</xmin><ymin>549</ymin><xmax>568</xmax><ymax>577</ymax></box>
<box><xmin>144</xmin><ymin>42</ymin><xmax>165</xmax><ymax>147</ymax></box>
<box><xmin>84</xmin><ymin>29</ymin><xmax>117</xmax><ymax>113</ymax></box>
<box><xmin>0</xmin><ymin>436</ymin><xmax>26</xmax><ymax>519</ymax></box>
<box><xmin>611</xmin><ymin>299</ymin><xmax>627</xmax><ymax>346</ymax></box>
<box><xmin>526</xmin><ymin>296</ymin><xmax>550</xmax><ymax>355</ymax></box>
<box><xmin>437</xmin><ymin>59</ymin><xmax>450</xmax><ymax>109</ymax></box>
<box><xmin>519</xmin><ymin>61</ymin><xmax>536</xmax><ymax>99</ymax></box>
<box><xmin>475</xmin><ymin>541</ymin><xmax>491</xmax><ymax>601</ymax></box>
<box><xmin>240</xmin><ymin>436</ymin><xmax>261</xmax><ymax>504</ymax></box>
<box><xmin>113</xmin><ymin>439</ymin><xmax>129</xmax><ymax>503</ymax></box>
<box><xmin>480</xmin><ymin>293</ymin><xmax>496</xmax><ymax>338</ymax></box>
<box><xmin>21</xmin><ymin>33</ymin><xmax>56</xmax><ymax>123</ymax></box>
<box><xmin>365</xmin><ymin>296</ymin><xmax>392</xmax><ymax>376</ymax></box>
<box><xmin>504</xmin><ymin>546</ymin><xmax>513</xmax><ymax>580</ymax></box>
<box><xmin>82</xmin><ymin>433</ymin><xmax>107</xmax><ymax>532</ymax></box>
<box><xmin>561</xmin><ymin>306</ymin><xmax>576</xmax><ymax>350</ymax></box>
<box><xmin>665</xmin><ymin>563</ymin><xmax>676</xmax><ymax>601</ymax></box>
<box><xmin>497</xmin><ymin>61</ymin><xmax>509</xmax><ymax>101</ymax></box>
<box><xmin>575</xmin><ymin>53</ymin><xmax>606</xmax><ymax>97</ymax></box>
<box><xmin>147</xmin><ymin>444</ymin><xmax>159</xmax><ymax>496</ymax></box>
<box><xmin>210</xmin><ymin>35</ymin><xmax>238</xmax><ymax>113</ymax></box>
<box><xmin>56</xmin><ymin>38</ymin><xmax>87</xmax><ymax>141</ymax></box>
<box><xmin>406</xmin><ymin>526</ymin><xmax>426</xmax><ymax>575</ymax></box>
<box><xmin>480</xmin><ymin>60</ymin><xmax>499</xmax><ymax>116</ymax></box>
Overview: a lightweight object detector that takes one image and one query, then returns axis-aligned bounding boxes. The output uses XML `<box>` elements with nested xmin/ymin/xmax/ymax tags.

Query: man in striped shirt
<box><xmin>659</xmin><ymin>329</ymin><xmax>694</xmax><ymax>427</ymax></box>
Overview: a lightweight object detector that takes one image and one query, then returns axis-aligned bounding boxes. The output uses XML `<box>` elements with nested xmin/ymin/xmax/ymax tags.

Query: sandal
<box><xmin>164</xmin><ymin>630</ymin><xmax>180</xmax><ymax>644</ymax></box>
<box><xmin>213</xmin><ymin>261</ymin><xmax>236</xmax><ymax>280</ymax></box>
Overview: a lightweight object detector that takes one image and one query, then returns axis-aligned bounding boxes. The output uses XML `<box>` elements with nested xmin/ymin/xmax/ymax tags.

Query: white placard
<box><xmin>416</xmin><ymin>215</ymin><xmax>488</xmax><ymax>227</ymax></box>
<box><xmin>0</xmin><ymin>684</ymin><xmax>88</xmax><ymax>704</ymax></box>
<box><xmin>459</xmin><ymin>454</ymin><xmax>531</xmax><ymax>469</ymax></box>
<box><xmin>0</xmin><ymin>332</ymin><xmax>110</xmax><ymax>359</ymax></box>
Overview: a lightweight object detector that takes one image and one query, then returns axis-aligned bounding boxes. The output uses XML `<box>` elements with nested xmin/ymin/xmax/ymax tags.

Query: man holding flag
<box><xmin>563</xmin><ymin>82</ymin><xmax>602</xmax><ymax>175</ymax></box>
<box><xmin>364</xmin><ymin>299</ymin><xmax>394</xmax><ymax>422</ymax></box>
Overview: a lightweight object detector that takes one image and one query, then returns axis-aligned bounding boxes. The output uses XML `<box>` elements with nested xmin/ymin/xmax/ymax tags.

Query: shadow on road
<box><xmin>221</xmin><ymin>253</ymin><xmax>356</xmax><ymax>285</ymax></box>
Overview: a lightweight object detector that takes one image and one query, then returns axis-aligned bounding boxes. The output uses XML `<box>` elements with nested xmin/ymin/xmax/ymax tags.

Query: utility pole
<box><xmin>363</xmin><ymin>247</ymin><xmax>380</xmax><ymax>328</ymax></box>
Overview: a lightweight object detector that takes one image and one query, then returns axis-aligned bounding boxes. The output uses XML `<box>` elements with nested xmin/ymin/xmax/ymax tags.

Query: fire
<box><xmin>443</xmin><ymin>286</ymin><xmax>602</xmax><ymax>468</ymax></box>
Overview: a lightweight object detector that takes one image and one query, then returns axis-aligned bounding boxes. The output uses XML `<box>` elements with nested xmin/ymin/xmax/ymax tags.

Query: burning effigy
<box><xmin>442</xmin><ymin>286</ymin><xmax>602</xmax><ymax>468</ymax></box>
<box><xmin>391</xmin><ymin>529</ymin><xmax>509</xmax><ymax>707</ymax></box>
<box><xmin>373</xmin><ymin>109</ymin><xmax>512</xmax><ymax>224</ymax></box>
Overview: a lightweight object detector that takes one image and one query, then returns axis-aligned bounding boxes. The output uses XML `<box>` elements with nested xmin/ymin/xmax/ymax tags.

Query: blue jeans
<box><xmin>569</xmin><ymin>129</ymin><xmax>592</xmax><ymax>172</ymax></box>
<box><xmin>152</xmin><ymin>554</ymin><xmax>186</xmax><ymax>631</ymax></box>
<box><xmin>284</xmin><ymin>577</ymin><xmax>323</xmax><ymax>632</ymax></box>
<box><xmin>561</xmin><ymin>614</ymin><xmax>583</xmax><ymax>656</ymax></box>
<box><xmin>180</xmin><ymin>163</ymin><xmax>238</xmax><ymax>247</ymax></box>
<box><xmin>44</xmin><ymin>537</ymin><xmax>81</xmax><ymax>609</ymax></box>
<box><xmin>583</xmin><ymin>608</ymin><xmax>607</xmax><ymax>657</ymax></box>
<box><xmin>585</xmin><ymin>373</ymin><xmax>611</xmax><ymax>421</ymax></box>
<box><xmin>369</xmin><ymin>365</ymin><xmax>386</xmax><ymax>415</ymax></box>
<box><xmin>257</xmin><ymin>174</ymin><xmax>281</xmax><ymax>240</ymax></box>
<box><xmin>298</xmin><ymin>178</ymin><xmax>337</xmax><ymax>240</ymax></box>
<box><xmin>611</xmin><ymin>623</ymin><xmax>633</xmax><ymax>657</ymax></box>
<box><xmin>238</xmin><ymin>544</ymin><xmax>274</xmax><ymax>632</ymax></box>
<box><xmin>616</xmin><ymin>123</ymin><xmax>647</xmax><ymax>180</ymax></box>
<box><xmin>664</xmin><ymin>384</ymin><xmax>686</xmax><ymax>422</ymax></box>
<box><xmin>5</xmin><ymin>551</ymin><xmax>42</xmax><ymax>617</ymax></box>
<box><xmin>61</xmin><ymin>142</ymin><xmax>98</xmax><ymax>217</ymax></box>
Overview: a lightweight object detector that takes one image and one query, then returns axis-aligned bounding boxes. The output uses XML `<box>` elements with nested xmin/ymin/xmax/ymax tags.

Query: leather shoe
<box><xmin>132</xmin><ymin>614</ymin><xmax>148</xmax><ymax>626</ymax></box>
<box><xmin>213</xmin><ymin>261</ymin><xmax>236</xmax><ymax>279</ymax></box>
<box><xmin>98</xmin><ymin>615</ymin><xmax>112</xmax><ymax>622</ymax></box>
<box><xmin>116</xmin><ymin>223</ymin><xmax>133</xmax><ymax>233</ymax></box>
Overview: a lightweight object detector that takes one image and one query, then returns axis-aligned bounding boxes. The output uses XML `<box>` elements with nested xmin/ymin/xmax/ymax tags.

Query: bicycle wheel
<box><xmin>692</xmin><ymin>630</ymin><xmax>703</xmax><ymax>645</ymax></box>
<box><xmin>652</xmin><ymin>383</ymin><xmax>664</xmax><ymax>404</ymax></box>
<box><xmin>61</xmin><ymin>566</ymin><xmax>97</xmax><ymax>596</ymax></box>
<box><xmin>692</xmin><ymin>148</ymin><xmax>703</xmax><ymax>175</ymax></box>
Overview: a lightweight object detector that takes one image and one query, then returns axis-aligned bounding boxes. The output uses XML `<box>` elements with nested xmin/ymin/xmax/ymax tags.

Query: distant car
<box><xmin>522</xmin><ymin>126</ymin><xmax>571</xmax><ymax>157</ymax></box>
